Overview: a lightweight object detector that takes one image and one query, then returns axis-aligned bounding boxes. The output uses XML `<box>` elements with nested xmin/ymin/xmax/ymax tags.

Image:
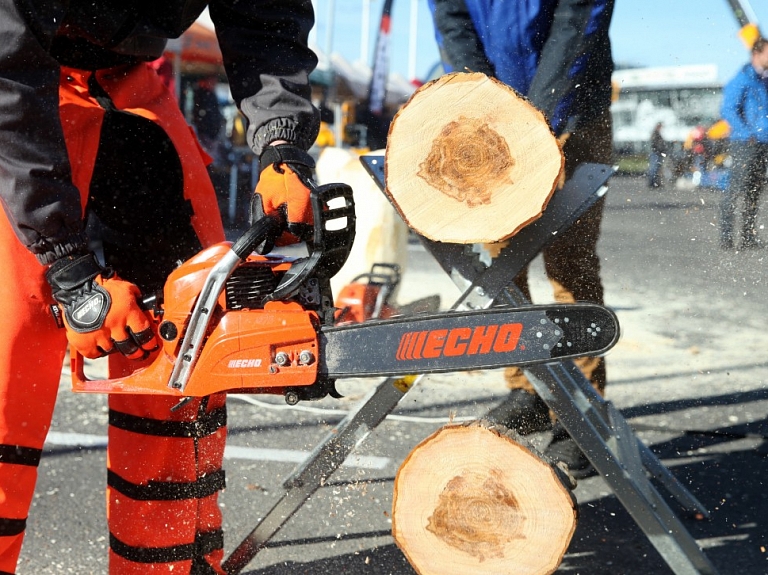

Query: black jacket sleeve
<box><xmin>0</xmin><ymin>0</ymin><xmax>88</xmax><ymax>264</ymax></box>
<box><xmin>431</xmin><ymin>0</ymin><xmax>494</xmax><ymax>77</ymax></box>
<box><xmin>210</xmin><ymin>0</ymin><xmax>320</xmax><ymax>156</ymax></box>
<box><xmin>526</xmin><ymin>0</ymin><xmax>614</xmax><ymax>135</ymax></box>
<box><xmin>0</xmin><ymin>0</ymin><xmax>321</xmax><ymax>263</ymax></box>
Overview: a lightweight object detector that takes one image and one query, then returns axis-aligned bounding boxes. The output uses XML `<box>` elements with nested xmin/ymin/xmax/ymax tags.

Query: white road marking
<box><xmin>46</xmin><ymin>431</ymin><xmax>106</xmax><ymax>448</ymax></box>
<box><xmin>44</xmin><ymin>431</ymin><xmax>390</xmax><ymax>470</ymax></box>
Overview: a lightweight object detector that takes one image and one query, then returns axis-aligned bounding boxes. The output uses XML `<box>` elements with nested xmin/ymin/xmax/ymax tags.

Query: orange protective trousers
<box><xmin>0</xmin><ymin>63</ymin><xmax>227</xmax><ymax>574</ymax></box>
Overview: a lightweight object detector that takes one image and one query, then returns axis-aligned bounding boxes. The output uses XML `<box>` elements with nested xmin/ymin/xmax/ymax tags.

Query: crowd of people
<box><xmin>643</xmin><ymin>37</ymin><xmax>768</xmax><ymax>251</ymax></box>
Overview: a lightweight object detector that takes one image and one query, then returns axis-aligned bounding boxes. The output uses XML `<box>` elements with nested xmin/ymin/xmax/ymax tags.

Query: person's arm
<box><xmin>721</xmin><ymin>72</ymin><xmax>751</xmax><ymax>139</ymax></box>
<box><xmin>730</xmin><ymin>71</ymin><xmax>768</xmax><ymax>141</ymax></box>
<box><xmin>209</xmin><ymin>0</ymin><xmax>320</xmax><ymax>156</ymax></box>
<box><xmin>430</xmin><ymin>0</ymin><xmax>494</xmax><ymax>76</ymax></box>
<box><xmin>526</xmin><ymin>0</ymin><xmax>615</xmax><ymax>136</ymax></box>
<box><xmin>0</xmin><ymin>0</ymin><xmax>88</xmax><ymax>264</ymax></box>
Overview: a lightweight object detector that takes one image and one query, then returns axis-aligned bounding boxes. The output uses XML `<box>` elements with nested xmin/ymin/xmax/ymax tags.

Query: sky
<box><xmin>310</xmin><ymin>0</ymin><xmax>768</xmax><ymax>84</ymax></box>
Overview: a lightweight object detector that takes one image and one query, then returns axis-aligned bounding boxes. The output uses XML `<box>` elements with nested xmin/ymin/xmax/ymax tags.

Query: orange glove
<box><xmin>252</xmin><ymin>144</ymin><xmax>316</xmax><ymax>251</ymax></box>
<box><xmin>46</xmin><ymin>253</ymin><xmax>159</xmax><ymax>359</ymax></box>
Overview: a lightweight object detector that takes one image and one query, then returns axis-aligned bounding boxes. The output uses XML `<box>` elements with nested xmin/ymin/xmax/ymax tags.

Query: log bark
<box><xmin>385</xmin><ymin>72</ymin><xmax>563</xmax><ymax>244</ymax></box>
<box><xmin>392</xmin><ymin>420</ymin><xmax>577</xmax><ymax>575</ymax></box>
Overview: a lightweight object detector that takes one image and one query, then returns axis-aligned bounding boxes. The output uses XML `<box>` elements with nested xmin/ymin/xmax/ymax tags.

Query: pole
<box><xmin>325</xmin><ymin>0</ymin><xmax>336</xmax><ymax>56</ymax></box>
<box><xmin>367</xmin><ymin>0</ymin><xmax>394</xmax><ymax>115</ymax></box>
<box><xmin>725</xmin><ymin>0</ymin><xmax>758</xmax><ymax>27</ymax></box>
<box><xmin>408</xmin><ymin>0</ymin><xmax>418</xmax><ymax>81</ymax></box>
<box><xmin>361</xmin><ymin>0</ymin><xmax>371</xmax><ymax>62</ymax></box>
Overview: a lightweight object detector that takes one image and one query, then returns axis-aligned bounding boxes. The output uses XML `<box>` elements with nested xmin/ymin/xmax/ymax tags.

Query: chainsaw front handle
<box><xmin>167</xmin><ymin>215</ymin><xmax>281</xmax><ymax>393</ymax></box>
<box><xmin>231</xmin><ymin>215</ymin><xmax>282</xmax><ymax>259</ymax></box>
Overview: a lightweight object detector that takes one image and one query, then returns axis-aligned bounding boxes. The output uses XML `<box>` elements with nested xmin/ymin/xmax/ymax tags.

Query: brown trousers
<box><xmin>505</xmin><ymin>111</ymin><xmax>613</xmax><ymax>396</ymax></box>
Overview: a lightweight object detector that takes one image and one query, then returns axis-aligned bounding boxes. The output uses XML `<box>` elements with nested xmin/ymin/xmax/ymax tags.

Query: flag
<box><xmin>367</xmin><ymin>0</ymin><xmax>394</xmax><ymax>115</ymax></box>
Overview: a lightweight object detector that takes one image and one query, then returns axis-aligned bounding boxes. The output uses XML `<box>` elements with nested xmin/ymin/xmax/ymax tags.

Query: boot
<box><xmin>545</xmin><ymin>421</ymin><xmax>597</xmax><ymax>479</ymax></box>
<box><xmin>485</xmin><ymin>389</ymin><xmax>551</xmax><ymax>435</ymax></box>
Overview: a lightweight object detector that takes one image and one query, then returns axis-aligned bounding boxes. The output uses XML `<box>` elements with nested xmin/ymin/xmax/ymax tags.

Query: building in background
<box><xmin>611</xmin><ymin>64</ymin><xmax>722</xmax><ymax>155</ymax></box>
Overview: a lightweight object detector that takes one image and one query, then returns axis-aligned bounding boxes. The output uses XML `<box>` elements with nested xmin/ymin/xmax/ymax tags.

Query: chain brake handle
<box><xmin>265</xmin><ymin>182</ymin><xmax>356</xmax><ymax>303</ymax></box>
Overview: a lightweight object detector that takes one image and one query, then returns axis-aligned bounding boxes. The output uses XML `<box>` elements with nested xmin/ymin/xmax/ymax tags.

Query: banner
<box><xmin>367</xmin><ymin>0</ymin><xmax>394</xmax><ymax>115</ymax></box>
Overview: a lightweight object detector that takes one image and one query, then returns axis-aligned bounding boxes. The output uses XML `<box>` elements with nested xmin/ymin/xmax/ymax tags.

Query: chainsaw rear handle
<box><xmin>265</xmin><ymin>182</ymin><xmax>355</xmax><ymax>303</ymax></box>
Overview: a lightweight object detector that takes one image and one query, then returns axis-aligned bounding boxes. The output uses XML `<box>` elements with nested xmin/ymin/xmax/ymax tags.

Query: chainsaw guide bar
<box><xmin>319</xmin><ymin>303</ymin><xmax>618</xmax><ymax>378</ymax></box>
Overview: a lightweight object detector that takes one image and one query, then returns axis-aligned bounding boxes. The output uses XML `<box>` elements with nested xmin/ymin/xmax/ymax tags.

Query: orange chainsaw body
<box><xmin>71</xmin><ymin>242</ymin><xmax>321</xmax><ymax>397</ymax></box>
<box><xmin>334</xmin><ymin>263</ymin><xmax>401</xmax><ymax>324</ymax></box>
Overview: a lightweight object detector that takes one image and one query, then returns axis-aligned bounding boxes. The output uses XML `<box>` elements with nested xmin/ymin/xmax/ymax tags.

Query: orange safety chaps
<box><xmin>0</xmin><ymin>62</ymin><xmax>227</xmax><ymax>574</ymax></box>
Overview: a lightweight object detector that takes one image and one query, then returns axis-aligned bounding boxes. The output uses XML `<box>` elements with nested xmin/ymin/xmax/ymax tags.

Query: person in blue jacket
<box><xmin>719</xmin><ymin>37</ymin><xmax>768</xmax><ymax>250</ymax></box>
<box><xmin>429</xmin><ymin>0</ymin><xmax>614</xmax><ymax>479</ymax></box>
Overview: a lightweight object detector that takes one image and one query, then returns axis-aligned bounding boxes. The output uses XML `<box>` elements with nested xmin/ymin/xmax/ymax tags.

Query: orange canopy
<box><xmin>164</xmin><ymin>22</ymin><xmax>224</xmax><ymax>76</ymax></box>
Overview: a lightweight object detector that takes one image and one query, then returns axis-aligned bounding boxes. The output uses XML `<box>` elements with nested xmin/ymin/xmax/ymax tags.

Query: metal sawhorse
<box><xmin>223</xmin><ymin>159</ymin><xmax>718</xmax><ymax>575</ymax></box>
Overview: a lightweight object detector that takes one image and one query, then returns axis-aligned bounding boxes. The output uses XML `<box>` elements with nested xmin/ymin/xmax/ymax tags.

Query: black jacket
<box><xmin>0</xmin><ymin>0</ymin><xmax>320</xmax><ymax>262</ymax></box>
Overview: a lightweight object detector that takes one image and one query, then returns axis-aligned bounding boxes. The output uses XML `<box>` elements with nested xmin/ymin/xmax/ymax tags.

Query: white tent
<box><xmin>318</xmin><ymin>49</ymin><xmax>415</xmax><ymax>108</ymax></box>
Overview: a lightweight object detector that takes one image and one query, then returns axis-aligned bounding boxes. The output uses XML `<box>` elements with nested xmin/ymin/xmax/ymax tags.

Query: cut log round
<box><xmin>392</xmin><ymin>420</ymin><xmax>577</xmax><ymax>575</ymax></box>
<box><xmin>385</xmin><ymin>72</ymin><xmax>563</xmax><ymax>244</ymax></box>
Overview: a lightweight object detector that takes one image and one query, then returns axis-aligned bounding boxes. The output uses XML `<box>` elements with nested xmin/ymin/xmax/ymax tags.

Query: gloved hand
<box><xmin>251</xmin><ymin>143</ymin><xmax>316</xmax><ymax>252</ymax></box>
<box><xmin>46</xmin><ymin>253</ymin><xmax>159</xmax><ymax>360</ymax></box>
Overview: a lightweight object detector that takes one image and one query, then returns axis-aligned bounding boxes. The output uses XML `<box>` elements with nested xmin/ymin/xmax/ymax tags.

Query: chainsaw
<box><xmin>334</xmin><ymin>263</ymin><xmax>403</xmax><ymax>324</ymax></box>
<box><xmin>70</xmin><ymin>182</ymin><xmax>619</xmax><ymax>402</ymax></box>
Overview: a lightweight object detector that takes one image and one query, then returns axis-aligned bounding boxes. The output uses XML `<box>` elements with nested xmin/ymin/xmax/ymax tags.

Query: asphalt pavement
<box><xmin>17</xmin><ymin>174</ymin><xmax>768</xmax><ymax>574</ymax></box>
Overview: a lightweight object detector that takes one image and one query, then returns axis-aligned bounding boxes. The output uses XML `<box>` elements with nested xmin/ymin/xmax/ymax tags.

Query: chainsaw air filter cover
<box><xmin>226</xmin><ymin>262</ymin><xmax>281</xmax><ymax>310</ymax></box>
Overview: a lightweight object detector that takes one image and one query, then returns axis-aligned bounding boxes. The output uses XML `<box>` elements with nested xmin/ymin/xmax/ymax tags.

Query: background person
<box><xmin>719</xmin><ymin>37</ymin><xmax>768</xmax><ymax>250</ymax></box>
<box><xmin>648</xmin><ymin>122</ymin><xmax>668</xmax><ymax>188</ymax></box>
<box><xmin>430</xmin><ymin>0</ymin><xmax>615</xmax><ymax>478</ymax></box>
